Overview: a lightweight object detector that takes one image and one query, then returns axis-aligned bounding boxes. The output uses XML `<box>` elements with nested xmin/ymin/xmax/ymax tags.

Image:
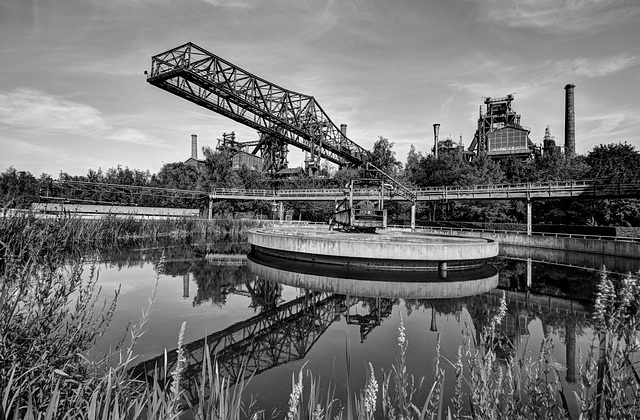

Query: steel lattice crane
<box><xmin>147</xmin><ymin>42</ymin><xmax>370</xmax><ymax>173</ymax></box>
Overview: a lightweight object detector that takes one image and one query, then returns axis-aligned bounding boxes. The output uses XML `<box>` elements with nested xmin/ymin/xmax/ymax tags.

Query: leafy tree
<box><xmin>403</xmin><ymin>145</ymin><xmax>423</xmax><ymax>187</ymax></box>
<box><xmin>532</xmin><ymin>154</ymin><xmax>590</xmax><ymax>182</ymax></box>
<box><xmin>370</xmin><ymin>136</ymin><xmax>402</xmax><ymax>175</ymax></box>
<box><xmin>587</xmin><ymin>142</ymin><xmax>640</xmax><ymax>182</ymax></box>
<box><xmin>235</xmin><ymin>165</ymin><xmax>269</xmax><ymax>190</ymax></box>
<box><xmin>198</xmin><ymin>147</ymin><xmax>242</xmax><ymax>190</ymax></box>
<box><xmin>156</xmin><ymin>162</ymin><xmax>199</xmax><ymax>190</ymax></box>
<box><xmin>500</xmin><ymin>156</ymin><xmax>536</xmax><ymax>183</ymax></box>
<box><xmin>0</xmin><ymin>167</ymin><xmax>40</xmax><ymax>209</ymax></box>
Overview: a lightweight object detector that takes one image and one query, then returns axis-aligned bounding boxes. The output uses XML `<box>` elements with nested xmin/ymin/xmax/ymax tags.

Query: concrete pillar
<box><xmin>526</xmin><ymin>258</ymin><xmax>532</xmax><ymax>289</ymax></box>
<box><xmin>410</xmin><ymin>204</ymin><xmax>416</xmax><ymax>230</ymax></box>
<box><xmin>278</xmin><ymin>202</ymin><xmax>284</xmax><ymax>222</ymax></box>
<box><xmin>182</xmin><ymin>273</ymin><xmax>190</xmax><ymax>298</ymax></box>
<box><xmin>208</xmin><ymin>197</ymin><xmax>213</xmax><ymax>220</ymax></box>
<box><xmin>526</xmin><ymin>198</ymin><xmax>532</xmax><ymax>236</ymax></box>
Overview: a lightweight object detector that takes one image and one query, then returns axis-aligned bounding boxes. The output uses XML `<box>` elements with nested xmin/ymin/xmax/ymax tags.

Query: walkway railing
<box><xmin>210</xmin><ymin>179</ymin><xmax>640</xmax><ymax>202</ymax></box>
<box><xmin>387</xmin><ymin>225</ymin><xmax>640</xmax><ymax>244</ymax></box>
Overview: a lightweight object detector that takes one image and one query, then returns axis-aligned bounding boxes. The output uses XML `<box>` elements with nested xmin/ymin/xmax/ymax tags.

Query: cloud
<box><xmin>0</xmin><ymin>135</ymin><xmax>51</xmax><ymax>155</ymax></box>
<box><xmin>0</xmin><ymin>88</ymin><xmax>163</xmax><ymax>146</ymax></box>
<box><xmin>470</xmin><ymin>0</ymin><xmax>640</xmax><ymax>36</ymax></box>
<box><xmin>447</xmin><ymin>52</ymin><xmax>640</xmax><ymax>101</ymax></box>
<box><xmin>555</xmin><ymin>55</ymin><xmax>640</xmax><ymax>78</ymax></box>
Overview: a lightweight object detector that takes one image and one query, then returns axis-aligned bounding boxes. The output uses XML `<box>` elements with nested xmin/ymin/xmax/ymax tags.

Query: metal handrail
<box><xmin>210</xmin><ymin>179</ymin><xmax>640</xmax><ymax>200</ymax></box>
<box><xmin>392</xmin><ymin>225</ymin><xmax>640</xmax><ymax>243</ymax></box>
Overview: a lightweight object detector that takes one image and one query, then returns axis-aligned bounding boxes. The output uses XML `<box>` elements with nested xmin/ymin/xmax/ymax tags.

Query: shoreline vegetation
<box><xmin>1</xmin><ymin>215</ymin><xmax>639</xmax><ymax>419</ymax></box>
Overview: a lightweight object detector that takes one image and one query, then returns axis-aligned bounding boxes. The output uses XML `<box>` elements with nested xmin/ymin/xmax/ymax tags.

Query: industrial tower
<box><xmin>468</xmin><ymin>94</ymin><xmax>535</xmax><ymax>160</ymax></box>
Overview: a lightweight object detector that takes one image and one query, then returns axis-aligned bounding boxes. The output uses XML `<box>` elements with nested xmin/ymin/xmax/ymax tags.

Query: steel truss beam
<box><xmin>130</xmin><ymin>290</ymin><xmax>345</xmax><ymax>403</ymax></box>
<box><xmin>148</xmin><ymin>43</ymin><xmax>370</xmax><ymax>168</ymax></box>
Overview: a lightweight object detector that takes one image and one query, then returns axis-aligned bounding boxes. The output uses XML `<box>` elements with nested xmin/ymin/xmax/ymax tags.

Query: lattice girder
<box><xmin>148</xmin><ymin>43</ymin><xmax>369</xmax><ymax>167</ymax></box>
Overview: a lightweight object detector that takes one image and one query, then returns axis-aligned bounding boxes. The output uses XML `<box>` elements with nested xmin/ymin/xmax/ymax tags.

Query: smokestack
<box><xmin>433</xmin><ymin>124</ymin><xmax>440</xmax><ymax>159</ymax></box>
<box><xmin>564</xmin><ymin>84</ymin><xmax>575</xmax><ymax>156</ymax></box>
<box><xmin>340</xmin><ymin>124</ymin><xmax>347</xmax><ymax>142</ymax></box>
<box><xmin>191</xmin><ymin>134</ymin><xmax>198</xmax><ymax>160</ymax></box>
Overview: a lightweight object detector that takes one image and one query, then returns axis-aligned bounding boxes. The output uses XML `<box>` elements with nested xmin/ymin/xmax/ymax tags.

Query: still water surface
<box><xmin>89</xmin><ymin>240</ymin><xmax>640</xmax><ymax>415</ymax></box>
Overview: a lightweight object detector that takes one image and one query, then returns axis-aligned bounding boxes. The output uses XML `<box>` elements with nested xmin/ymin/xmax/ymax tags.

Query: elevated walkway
<box><xmin>210</xmin><ymin>179</ymin><xmax>640</xmax><ymax>202</ymax></box>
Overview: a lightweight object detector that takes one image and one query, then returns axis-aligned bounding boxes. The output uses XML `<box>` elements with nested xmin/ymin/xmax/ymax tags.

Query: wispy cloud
<box><xmin>470</xmin><ymin>0</ymin><xmax>640</xmax><ymax>36</ymax></box>
<box><xmin>448</xmin><ymin>53</ymin><xmax>639</xmax><ymax>98</ymax></box>
<box><xmin>554</xmin><ymin>55</ymin><xmax>640</xmax><ymax>78</ymax></box>
<box><xmin>0</xmin><ymin>88</ymin><xmax>163</xmax><ymax>146</ymax></box>
<box><xmin>0</xmin><ymin>136</ymin><xmax>51</xmax><ymax>156</ymax></box>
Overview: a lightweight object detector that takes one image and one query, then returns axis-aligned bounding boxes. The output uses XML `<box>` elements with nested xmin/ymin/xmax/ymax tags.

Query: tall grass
<box><xmin>0</xmin><ymin>213</ymin><xmax>266</xmax><ymax>257</ymax></box>
<box><xmin>281</xmin><ymin>272</ymin><xmax>639</xmax><ymax>420</ymax></box>
<box><xmin>1</xmin><ymin>211</ymin><xmax>638</xmax><ymax>419</ymax></box>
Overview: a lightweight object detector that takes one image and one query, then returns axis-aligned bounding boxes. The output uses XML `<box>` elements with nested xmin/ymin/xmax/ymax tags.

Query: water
<box><xmin>89</xmin><ymin>240</ymin><xmax>640</xmax><ymax>416</ymax></box>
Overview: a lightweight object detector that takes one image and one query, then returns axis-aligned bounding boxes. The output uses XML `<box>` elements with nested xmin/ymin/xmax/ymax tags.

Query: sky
<box><xmin>1</xmin><ymin>0</ymin><xmax>639</xmax><ymax>177</ymax></box>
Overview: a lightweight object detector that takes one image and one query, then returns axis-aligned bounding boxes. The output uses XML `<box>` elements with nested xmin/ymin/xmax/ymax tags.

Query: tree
<box><xmin>370</xmin><ymin>136</ymin><xmax>402</xmax><ymax>175</ymax></box>
<box><xmin>0</xmin><ymin>167</ymin><xmax>39</xmax><ymax>209</ymax></box>
<box><xmin>403</xmin><ymin>145</ymin><xmax>423</xmax><ymax>186</ymax></box>
<box><xmin>532</xmin><ymin>154</ymin><xmax>590</xmax><ymax>182</ymax></box>
<box><xmin>587</xmin><ymin>142</ymin><xmax>640</xmax><ymax>182</ymax></box>
<box><xmin>156</xmin><ymin>162</ymin><xmax>199</xmax><ymax>190</ymax></box>
<box><xmin>198</xmin><ymin>147</ymin><xmax>242</xmax><ymax>190</ymax></box>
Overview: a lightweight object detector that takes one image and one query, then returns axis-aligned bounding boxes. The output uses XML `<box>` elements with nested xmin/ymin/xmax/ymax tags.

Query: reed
<box><xmin>1</xmin><ymin>212</ymin><xmax>638</xmax><ymax>419</ymax></box>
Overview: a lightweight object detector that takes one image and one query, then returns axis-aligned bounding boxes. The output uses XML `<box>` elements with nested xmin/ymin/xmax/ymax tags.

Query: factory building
<box><xmin>468</xmin><ymin>94</ymin><xmax>535</xmax><ymax>160</ymax></box>
<box><xmin>232</xmin><ymin>150</ymin><xmax>263</xmax><ymax>170</ymax></box>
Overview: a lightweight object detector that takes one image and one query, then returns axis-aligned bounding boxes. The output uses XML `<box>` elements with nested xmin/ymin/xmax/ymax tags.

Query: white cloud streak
<box><xmin>0</xmin><ymin>88</ymin><xmax>162</xmax><ymax>146</ymax></box>
<box><xmin>471</xmin><ymin>0</ymin><xmax>640</xmax><ymax>36</ymax></box>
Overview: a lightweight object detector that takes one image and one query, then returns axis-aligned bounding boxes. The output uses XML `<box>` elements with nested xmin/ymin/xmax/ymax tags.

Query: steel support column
<box><xmin>411</xmin><ymin>204</ymin><xmax>416</xmax><ymax>230</ymax></box>
<box><xmin>526</xmin><ymin>198</ymin><xmax>532</xmax><ymax>236</ymax></box>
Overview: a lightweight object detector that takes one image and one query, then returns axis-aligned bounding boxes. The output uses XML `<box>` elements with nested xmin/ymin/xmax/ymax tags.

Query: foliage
<box><xmin>587</xmin><ymin>142</ymin><xmax>640</xmax><ymax>182</ymax></box>
<box><xmin>0</xmin><ymin>166</ymin><xmax>41</xmax><ymax>209</ymax></box>
<box><xmin>371</xmin><ymin>136</ymin><xmax>402</xmax><ymax>175</ymax></box>
<box><xmin>1</xmin><ymin>215</ymin><xmax>639</xmax><ymax>419</ymax></box>
<box><xmin>580</xmin><ymin>271</ymin><xmax>640</xmax><ymax>419</ymax></box>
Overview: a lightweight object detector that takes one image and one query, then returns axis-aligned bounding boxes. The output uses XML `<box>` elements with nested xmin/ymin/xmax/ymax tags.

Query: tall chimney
<box><xmin>564</xmin><ymin>84</ymin><xmax>576</xmax><ymax>156</ymax></box>
<box><xmin>191</xmin><ymin>134</ymin><xmax>198</xmax><ymax>160</ymax></box>
<box><xmin>340</xmin><ymin>124</ymin><xmax>347</xmax><ymax>143</ymax></box>
<box><xmin>433</xmin><ymin>124</ymin><xmax>440</xmax><ymax>159</ymax></box>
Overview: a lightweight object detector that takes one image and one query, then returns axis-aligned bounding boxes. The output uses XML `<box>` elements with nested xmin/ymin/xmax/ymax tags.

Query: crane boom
<box><xmin>147</xmin><ymin>42</ymin><xmax>370</xmax><ymax>167</ymax></box>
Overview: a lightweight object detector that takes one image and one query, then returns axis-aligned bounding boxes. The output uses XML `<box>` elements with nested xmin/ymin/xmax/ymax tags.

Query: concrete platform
<box><xmin>248</xmin><ymin>226</ymin><xmax>498</xmax><ymax>270</ymax></box>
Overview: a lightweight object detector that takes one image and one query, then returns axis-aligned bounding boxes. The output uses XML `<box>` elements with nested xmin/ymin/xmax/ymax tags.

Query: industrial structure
<box><xmin>468</xmin><ymin>94</ymin><xmax>535</xmax><ymax>160</ymax></box>
<box><xmin>564</xmin><ymin>83</ymin><xmax>576</xmax><ymax>156</ymax></box>
<box><xmin>541</xmin><ymin>126</ymin><xmax>562</xmax><ymax>156</ymax></box>
<box><xmin>184</xmin><ymin>134</ymin><xmax>205</xmax><ymax>170</ymax></box>
<box><xmin>146</xmin><ymin>42</ymin><xmax>369</xmax><ymax>176</ymax></box>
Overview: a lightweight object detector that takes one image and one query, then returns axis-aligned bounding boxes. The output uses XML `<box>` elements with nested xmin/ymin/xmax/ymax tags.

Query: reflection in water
<box><xmin>247</xmin><ymin>249</ymin><xmax>499</xmax><ymax>299</ymax></box>
<box><xmin>131</xmin><ymin>288</ymin><xmax>344</xmax><ymax>404</ymax></box>
<box><xmin>119</xmin><ymin>240</ymin><xmax>633</xmax><ymax>413</ymax></box>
